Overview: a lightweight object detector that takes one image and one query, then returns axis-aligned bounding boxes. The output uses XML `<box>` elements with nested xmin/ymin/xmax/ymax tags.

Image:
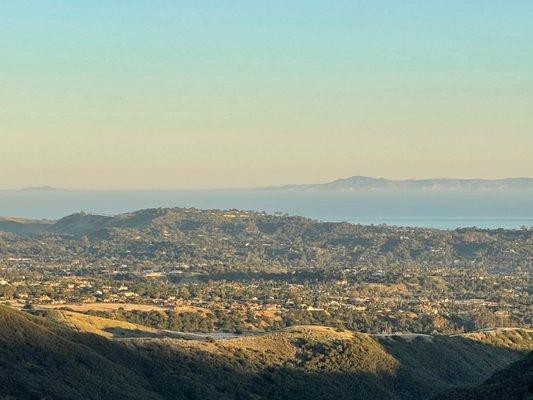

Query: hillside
<box><xmin>0</xmin><ymin>305</ymin><xmax>161</xmax><ymax>400</ymax></box>
<box><xmin>1</xmin><ymin>306</ymin><xmax>531</xmax><ymax>400</ymax></box>
<box><xmin>0</xmin><ymin>216</ymin><xmax>53</xmax><ymax>235</ymax></box>
<box><xmin>433</xmin><ymin>351</ymin><xmax>533</xmax><ymax>400</ymax></box>
<box><xmin>1</xmin><ymin>207</ymin><xmax>531</xmax><ymax>274</ymax></box>
<box><xmin>35</xmin><ymin>309</ymin><xmax>162</xmax><ymax>338</ymax></box>
<box><xmin>35</xmin><ymin>309</ymin><xmax>211</xmax><ymax>340</ymax></box>
<box><xmin>47</xmin><ymin>211</ymin><xmax>112</xmax><ymax>236</ymax></box>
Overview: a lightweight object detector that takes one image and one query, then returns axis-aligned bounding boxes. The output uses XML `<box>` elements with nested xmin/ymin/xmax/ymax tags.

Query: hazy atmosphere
<box><xmin>2</xmin><ymin>1</ymin><xmax>532</xmax><ymax>189</ymax></box>
<box><xmin>1</xmin><ymin>3</ymin><xmax>532</xmax><ymax>400</ymax></box>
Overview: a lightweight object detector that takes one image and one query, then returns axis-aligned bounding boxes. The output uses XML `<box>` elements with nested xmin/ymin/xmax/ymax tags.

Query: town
<box><xmin>1</xmin><ymin>257</ymin><xmax>530</xmax><ymax>335</ymax></box>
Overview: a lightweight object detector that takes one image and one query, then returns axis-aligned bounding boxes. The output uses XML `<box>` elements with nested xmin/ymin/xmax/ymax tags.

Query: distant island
<box><xmin>265</xmin><ymin>176</ymin><xmax>533</xmax><ymax>191</ymax></box>
<box><xmin>5</xmin><ymin>176</ymin><xmax>533</xmax><ymax>192</ymax></box>
<box><xmin>1</xmin><ymin>177</ymin><xmax>533</xmax><ymax>228</ymax></box>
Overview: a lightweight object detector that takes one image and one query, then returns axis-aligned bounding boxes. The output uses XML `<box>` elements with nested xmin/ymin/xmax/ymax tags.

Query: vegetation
<box><xmin>1</xmin><ymin>207</ymin><xmax>531</xmax><ymax>274</ymax></box>
<box><xmin>0</xmin><ymin>208</ymin><xmax>531</xmax><ymax>337</ymax></box>
<box><xmin>433</xmin><ymin>351</ymin><xmax>533</xmax><ymax>400</ymax></box>
<box><xmin>0</xmin><ymin>208</ymin><xmax>531</xmax><ymax>398</ymax></box>
<box><xmin>0</xmin><ymin>306</ymin><xmax>531</xmax><ymax>400</ymax></box>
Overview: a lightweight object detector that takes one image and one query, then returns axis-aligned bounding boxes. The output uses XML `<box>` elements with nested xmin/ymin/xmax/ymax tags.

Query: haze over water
<box><xmin>1</xmin><ymin>188</ymin><xmax>532</xmax><ymax>229</ymax></box>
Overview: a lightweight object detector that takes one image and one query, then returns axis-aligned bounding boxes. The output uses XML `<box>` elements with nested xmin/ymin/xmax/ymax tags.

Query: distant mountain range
<box><xmin>268</xmin><ymin>176</ymin><xmax>533</xmax><ymax>191</ymax></box>
<box><xmin>1</xmin><ymin>177</ymin><xmax>532</xmax><ymax>227</ymax></box>
<box><xmin>2</xmin><ymin>176</ymin><xmax>533</xmax><ymax>193</ymax></box>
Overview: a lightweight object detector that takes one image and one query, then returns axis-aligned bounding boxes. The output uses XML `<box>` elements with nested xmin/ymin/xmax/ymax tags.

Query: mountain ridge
<box><xmin>0</xmin><ymin>305</ymin><xmax>531</xmax><ymax>400</ymax></box>
<box><xmin>2</xmin><ymin>176</ymin><xmax>533</xmax><ymax>192</ymax></box>
<box><xmin>265</xmin><ymin>176</ymin><xmax>533</xmax><ymax>191</ymax></box>
<box><xmin>0</xmin><ymin>207</ymin><xmax>531</xmax><ymax>275</ymax></box>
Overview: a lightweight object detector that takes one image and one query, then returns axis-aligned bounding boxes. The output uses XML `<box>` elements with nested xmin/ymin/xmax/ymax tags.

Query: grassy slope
<box><xmin>0</xmin><ymin>306</ymin><xmax>161</xmax><ymax>400</ymax></box>
<box><xmin>36</xmin><ymin>309</ymin><xmax>209</xmax><ymax>340</ymax></box>
<box><xmin>133</xmin><ymin>326</ymin><xmax>531</xmax><ymax>400</ymax></box>
<box><xmin>49</xmin><ymin>310</ymin><xmax>533</xmax><ymax>399</ymax></box>
<box><xmin>36</xmin><ymin>309</ymin><xmax>161</xmax><ymax>338</ymax></box>
<box><xmin>0</xmin><ymin>306</ymin><xmax>531</xmax><ymax>400</ymax></box>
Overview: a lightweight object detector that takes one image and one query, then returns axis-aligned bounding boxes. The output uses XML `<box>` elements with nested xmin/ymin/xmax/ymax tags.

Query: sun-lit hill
<box><xmin>461</xmin><ymin>328</ymin><xmax>533</xmax><ymax>351</ymax></box>
<box><xmin>0</xmin><ymin>206</ymin><xmax>531</xmax><ymax>276</ymax></box>
<box><xmin>1</xmin><ymin>305</ymin><xmax>531</xmax><ymax>400</ymax></box>
<box><xmin>47</xmin><ymin>208</ymin><xmax>196</xmax><ymax>237</ymax></box>
<box><xmin>35</xmin><ymin>309</ymin><xmax>210</xmax><ymax>340</ymax></box>
<box><xmin>2</xmin><ymin>206</ymin><xmax>530</xmax><ymax>275</ymax></box>
<box><xmin>0</xmin><ymin>305</ymin><xmax>161</xmax><ymax>400</ymax></box>
<box><xmin>36</xmin><ymin>309</ymin><xmax>161</xmax><ymax>338</ymax></box>
<box><xmin>130</xmin><ymin>324</ymin><xmax>532</xmax><ymax>399</ymax></box>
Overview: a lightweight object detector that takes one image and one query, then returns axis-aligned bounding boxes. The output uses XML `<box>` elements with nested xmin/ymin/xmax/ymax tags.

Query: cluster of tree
<box><xmin>80</xmin><ymin>305</ymin><xmax>517</xmax><ymax>335</ymax></box>
<box><xmin>1</xmin><ymin>207</ymin><xmax>531</xmax><ymax>274</ymax></box>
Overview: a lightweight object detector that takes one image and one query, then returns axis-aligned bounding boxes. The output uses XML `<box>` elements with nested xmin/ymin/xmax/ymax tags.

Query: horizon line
<box><xmin>2</xmin><ymin>175</ymin><xmax>533</xmax><ymax>192</ymax></box>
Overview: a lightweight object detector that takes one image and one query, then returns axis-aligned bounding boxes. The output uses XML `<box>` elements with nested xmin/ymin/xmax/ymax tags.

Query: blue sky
<box><xmin>1</xmin><ymin>1</ymin><xmax>532</xmax><ymax>188</ymax></box>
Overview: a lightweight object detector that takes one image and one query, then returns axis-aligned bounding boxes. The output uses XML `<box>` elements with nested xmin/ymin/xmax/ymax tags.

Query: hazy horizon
<box><xmin>1</xmin><ymin>3</ymin><xmax>532</xmax><ymax>398</ymax></box>
<box><xmin>2</xmin><ymin>186</ymin><xmax>533</xmax><ymax>229</ymax></box>
<box><xmin>2</xmin><ymin>175</ymin><xmax>533</xmax><ymax>192</ymax></box>
<box><xmin>1</xmin><ymin>2</ymin><xmax>532</xmax><ymax>227</ymax></box>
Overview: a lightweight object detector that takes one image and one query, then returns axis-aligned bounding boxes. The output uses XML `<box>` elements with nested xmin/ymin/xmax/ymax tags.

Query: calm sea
<box><xmin>1</xmin><ymin>189</ymin><xmax>532</xmax><ymax>229</ymax></box>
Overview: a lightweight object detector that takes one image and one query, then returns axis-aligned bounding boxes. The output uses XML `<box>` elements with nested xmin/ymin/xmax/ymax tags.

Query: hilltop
<box><xmin>1</xmin><ymin>306</ymin><xmax>531</xmax><ymax>400</ymax></box>
<box><xmin>1</xmin><ymin>207</ymin><xmax>531</xmax><ymax>274</ymax></box>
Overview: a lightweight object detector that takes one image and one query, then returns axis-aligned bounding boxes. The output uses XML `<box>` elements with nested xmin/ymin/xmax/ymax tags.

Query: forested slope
<box><xmin>0</xmin><ymin>306</ymin><xmax>531</xmax><ymax>400</ymax></box>
<box><xmin>433</xmin><ymin>351</ymin><xmax>533</xmax><ymax>400</ymax></box>
<box><xmin>1</xmin><ymin>207</ymin><xmax>531</xmax><ymax>274</ymax></box>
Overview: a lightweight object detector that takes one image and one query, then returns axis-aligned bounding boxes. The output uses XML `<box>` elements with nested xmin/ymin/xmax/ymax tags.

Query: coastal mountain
<box><xmin>19</xmin><ymin>186</ymin><xmax>64</xmax><ymax>192</ymax></box>
<box><xmin>270</xmin><ymin>176</ymin><xmax>533</xmax><ymax>191</ymax></box>
<box><xmin>0</xmin><ymin>305</ymin><xmax>531</xmax><ymax>400</ymax></box>
<box><xmin>0</xmin><ymin>177</ymin><xmax>531</xmax><ymax>228</ymax></box>
<box><xmin>3</xmin><ymin>177</ymin><xmax>531</xmax><ymax>193</ymax></box>
<box><xmin>0</xmin><ymin>207</ymin><xmax>531</xmax><ymax>274</ymax></box>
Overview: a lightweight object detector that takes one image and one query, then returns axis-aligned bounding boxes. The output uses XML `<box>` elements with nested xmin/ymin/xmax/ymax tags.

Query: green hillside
<box><xmin>1</xmin><ymin>207</ymin><xmax>532</xmax><ymax>274</ymax></box>
<box><xmin>0</xmin><ymin>306</ymin><xmax>531</xmax><ymax>400</ymax></box>
<box><xmin>433</xmin><ymin>351</ymin><xmax>533</xmax><ymax>400</ymax></box>
<box><xmin>0</xmin><ymin>305</ymin><xmax>160</xmax><ymax>400</ymax></box>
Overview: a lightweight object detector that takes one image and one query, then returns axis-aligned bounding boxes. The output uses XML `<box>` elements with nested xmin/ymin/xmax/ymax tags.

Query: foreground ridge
<box><xmin>0</xmin><ymin>306</ymin><xmax>531</xmax><ymax>400</ymax></box>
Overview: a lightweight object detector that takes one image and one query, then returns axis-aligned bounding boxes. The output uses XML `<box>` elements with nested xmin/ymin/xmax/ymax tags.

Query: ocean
<box><xmin>1</xmin><ymin>188</ymin><xmax>532</xmax><ymax>229</ymax></box>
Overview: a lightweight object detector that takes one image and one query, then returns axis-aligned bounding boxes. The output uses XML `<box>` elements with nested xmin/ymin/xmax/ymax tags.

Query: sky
<box><xmin>1</xmin><ymin>1</ymin><xmax>532</xmax><ymax>189</ymax></box>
